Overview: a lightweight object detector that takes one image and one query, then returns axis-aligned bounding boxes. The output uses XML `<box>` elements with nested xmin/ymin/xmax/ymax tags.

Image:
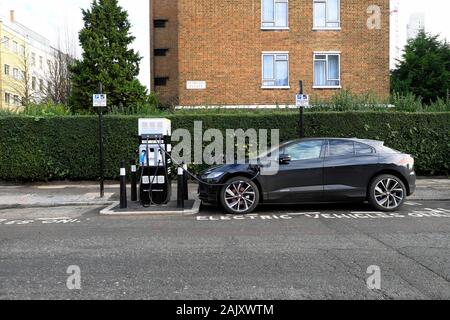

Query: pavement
<box><xmin>0</xmin><ymin>178</ymin><xmax>449</xmax><ymax>209</ymax></box>
<box><xmin>0</xmin><ymin>181</ymin><xmax>198</xmax><ymax>209</ymax></box>
<box><xmin>0</xmin><ymin>178</ymin><xmax>449</xmax><ymax>300</ymax></box>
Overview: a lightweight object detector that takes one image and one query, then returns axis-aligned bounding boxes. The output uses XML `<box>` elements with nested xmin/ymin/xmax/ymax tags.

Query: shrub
<box><xmin>427</xmin><ymin>97</ymin><xmax>450</xmax><ymax>112</ymax></box>
<box><xmin>0</xmin><ymin>102</ymin><xmax>71</xmax><ymax>117</ymax></box>
<box><xmin>390</xmin><ymin>92</ymin><xmax>424</xmax><ymax>112</ymax></box>
<box><xmin>0</xmin><ymin>112</ymin><xmax>448</xmax><ymax>181</ymax></box>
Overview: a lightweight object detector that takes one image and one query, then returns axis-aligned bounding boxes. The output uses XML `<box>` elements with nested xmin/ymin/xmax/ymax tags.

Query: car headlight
<box><xmin>206</xmin><ymin>172</ymin><xmax>225</xmax><ymax>180</ymax></box>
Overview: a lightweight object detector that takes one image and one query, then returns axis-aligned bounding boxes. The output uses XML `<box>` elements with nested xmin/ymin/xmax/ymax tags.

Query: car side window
<box><xmin>328</xmin><ymin>140</ymin><xmax>355</xmax><ymax>157</ymax></box>
<box><xmin>284</xmin><ymin>140</ymin><xmax>324</xmax><ymax>161</ymax></box>
<box><xmin>355</xmin><ymin>142</ymin><xmax>376</xmax><ymax>155</ymax></box>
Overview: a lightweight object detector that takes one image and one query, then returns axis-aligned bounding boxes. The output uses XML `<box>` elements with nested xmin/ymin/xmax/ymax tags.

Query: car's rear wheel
<box><xmin>220</xmin><ymin>176</ymin><xmax>260</xmax><ymax>215</ymax></box>
<box><xmin>369</xmin><ymin>174</ymin><xmax>406</xmax><ymax>212</ymax></box>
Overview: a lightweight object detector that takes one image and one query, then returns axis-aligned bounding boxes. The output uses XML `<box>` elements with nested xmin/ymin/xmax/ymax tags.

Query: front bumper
<box><xmin>198</xmin><ymin>180</ymin><xmax>221</xmax><ymax>204</ymax></box>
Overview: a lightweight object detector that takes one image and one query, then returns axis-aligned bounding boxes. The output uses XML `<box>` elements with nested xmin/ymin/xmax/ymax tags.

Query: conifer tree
<box><xmin>391</xmin><ymin>31</ymin><xmax>450</xmax><ymax>103</ymax></box>
<box><xmin>70</xmin><ymin>0</ymin><xmax>147</xmax><ymax>112</ymax></box>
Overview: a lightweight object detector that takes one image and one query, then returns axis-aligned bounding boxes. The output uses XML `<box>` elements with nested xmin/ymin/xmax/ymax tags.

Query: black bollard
<box><xmin>120</xmin><ymin>160</ymin><xmax>127</xmax><ymax>209</ymax></box>
<box><xmin>183</xmin><ymin>163</ymin><xmax>189</xmax><ymax>201</ymax></box>
<box><xmin>130</xmin><ymin>160</ymin><xmax>137</xmax><ymax>202</ymax></box>
<box><xmin>177</xmin><ymin>166</ymin><xmax>184</xmax><ymax>209</ymax></box>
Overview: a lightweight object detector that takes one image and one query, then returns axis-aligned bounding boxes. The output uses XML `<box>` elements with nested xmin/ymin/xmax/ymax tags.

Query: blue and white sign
<box><xmin>93</xmin><ymin>94</ymin><xmax>107</xmax><ymax>107</ymax></box>
<box><xmin>296</xmin><ymin>94</ymin><xmax>310</xmax><ymax>107</ymax></box>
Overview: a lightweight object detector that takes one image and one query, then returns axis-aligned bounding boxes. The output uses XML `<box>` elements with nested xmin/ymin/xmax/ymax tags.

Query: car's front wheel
<box><xmin>220</xmin><ymin>176</ymin><xmax>260</xmax><ymax>214</ymax></box>
<box><xmin>369</xmin><ymin>174</ymin><xmax>406</xmax><ymax>212</ymax></box>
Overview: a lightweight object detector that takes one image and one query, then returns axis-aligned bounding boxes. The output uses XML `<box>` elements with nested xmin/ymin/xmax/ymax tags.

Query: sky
<box><xmin>0</xmin><ymin>0</ymin><xmax>449</xmax><ymax>89</ymax></box>
<box><xmin>390</xmin><ymin>0</ymin><xmax>450</xmax><ymax>68</ymax></box>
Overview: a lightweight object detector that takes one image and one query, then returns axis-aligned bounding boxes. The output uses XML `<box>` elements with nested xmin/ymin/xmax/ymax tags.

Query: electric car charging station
<box><xmin>100</xmin><ymin>118</ymin><xmax>201</xmax><ymax>216</ymax></box>
<box><xmin>138</xmin><ymin>118</ymin><xmax>172</xmax><ymax>207</ymax></box>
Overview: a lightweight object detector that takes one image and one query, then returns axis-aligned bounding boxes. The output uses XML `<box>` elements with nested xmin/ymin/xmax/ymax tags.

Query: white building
<box><xmin>407</xmin><ymin>12</ymin><xmax>426</xmax><ymax>40</ymax></box>
<box><xmin>1</xmin><ymin>10</ymin><xmax>56</xmax><ymax>105</ymax></box>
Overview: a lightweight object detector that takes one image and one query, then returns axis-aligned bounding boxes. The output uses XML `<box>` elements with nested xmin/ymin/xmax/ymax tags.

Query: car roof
<box><xmin>288</xmin><ymin>138</ymin><xmax>385</xmax><ymax>148</ymax></box>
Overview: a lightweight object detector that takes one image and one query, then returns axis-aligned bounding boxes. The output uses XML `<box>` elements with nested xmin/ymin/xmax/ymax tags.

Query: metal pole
<box><xmin>299</xmin><ymin>80</ymin><xmax>305</xmax><ymax>139</ymax></box>
<box><xmin>300</xmin><ymin>107</ymin><xmax>305</xmax><ymax>138</ymax></box>
<box><xmin>120</xmin><ymin>160</ymin><xmax>127</xmax><ymax>209</ymax></box>
<box><xmin>98</xmin><ymin>82</ymin><xmax>105</xmax><ymax>198</ymax></box>
<box><xmin>99</xmin><ymin>109</ymin><xmax>105</xmax><ymax>198</ymax></box>
<box><xmin>130</xmin><ymin>160</ymin><xmax>137</xmax><ymax>202</ymax></box>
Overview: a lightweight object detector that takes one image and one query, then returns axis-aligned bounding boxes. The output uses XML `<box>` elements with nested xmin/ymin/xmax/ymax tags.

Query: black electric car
<box><xmin>198</xmin><ymin>138</ymin><xmax>416</xmax><ymax>214</ymax></box>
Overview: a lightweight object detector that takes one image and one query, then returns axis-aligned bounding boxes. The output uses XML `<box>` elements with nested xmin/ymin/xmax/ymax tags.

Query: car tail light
<box><xmin>398</xmin><ymin>156</ymin><xmax>414</xmax><ymax>170</ymax></box>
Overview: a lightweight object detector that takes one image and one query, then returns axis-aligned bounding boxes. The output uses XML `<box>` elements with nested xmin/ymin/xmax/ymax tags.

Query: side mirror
<box><xmin>279</xmin><ymin>154</ymin><xmax>292</xmax><ymax>165</ymax></box>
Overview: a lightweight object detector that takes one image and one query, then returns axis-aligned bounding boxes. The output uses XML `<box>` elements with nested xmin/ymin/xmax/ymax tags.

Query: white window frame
<box><xmin>4</xmin><ymin>64</ymin><xmax>10</xmax><ymax>76</ymax></box>
<box><xmin>5</xmin><ymin>92</ymin><xmax>11</xmax><ymax>105</ymax></box>
<box><xmin>13</xmin><ymin>68</ymin><xmax>20</xmax><ymax>80</ymax></box>
<box><xmin>262</xmin><ymin>51</ymin><xmax>290</xmax><ymax>89</ymax></box>
<box><xmin>261</xmin><ymin>0</ymin><xmax>289</xmax><ymax>30</ymax></box>
<box><xmin>3</xmin><ymin>36</ymin><xmax>10</xmax><ymax>49</ymax></box>
<box><xmin>313</xmin><ymin>51</ymin><xmax>341</xmax><ymax>89</ymax></box>
<box><xmin>313</xmin><ymin>0</ymin><xmax>341</xmax><ymax>31</ymax></box>
<box><xmin>13</xmin><ymin>95</ymin><xmax>21</xmax><ymax>106</ymax></box>
<box><xmin>12</xmin><ymin>41</ymin><xmax>18</xmax><ymax>53</ymax></box>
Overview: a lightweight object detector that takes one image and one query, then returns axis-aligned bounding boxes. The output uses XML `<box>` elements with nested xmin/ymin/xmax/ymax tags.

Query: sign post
<box><xmin>93</xmin><ymin>84</ymin><xmax>107</xmax><ymax>198</ymax></box>
<box><xmin>296</xmin><ymin>81</ymin><xmax>309</xmax><ymax>138</ymax></box>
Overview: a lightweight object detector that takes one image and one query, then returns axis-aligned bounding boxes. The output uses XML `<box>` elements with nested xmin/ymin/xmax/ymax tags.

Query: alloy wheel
<box><xmin>374</xmin><ymin>178</ymin><xmax>404</xmax><ymax>210</ymax></box>
<box><xmin>224</xmin><ymin>181</ymin><xmax>256</xmax><ymax>213</ymax></box>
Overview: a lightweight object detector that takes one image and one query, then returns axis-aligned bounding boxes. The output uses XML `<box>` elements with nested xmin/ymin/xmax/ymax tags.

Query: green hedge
<box><xmin>0</xmin><ymin>112</ymin><xmax>449</xmax><ymax>181</ymax></box>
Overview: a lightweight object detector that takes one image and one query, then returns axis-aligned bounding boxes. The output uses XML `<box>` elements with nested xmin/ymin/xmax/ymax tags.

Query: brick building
<box><xmin>150</xmin><ymin>0</ymin><xmax>390</xmax><ymax>107</ymax></box>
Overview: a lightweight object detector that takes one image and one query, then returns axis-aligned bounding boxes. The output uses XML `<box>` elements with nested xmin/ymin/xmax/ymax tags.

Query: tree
<box><xmin>47</xmin><ymin>29</ymin><xmax>77</xmax><ymax>106</ymax></box>
<box><xmin>8</xmin><ymin>49</ymin><xmax>37</xmax><ymax>106</ymax></box>
<box><xmin>47</xmin><ymin>48</ymin><xmax>73</xmax><ymax>106</ymax></box>
<box><xmin>391</xmin><ymin>31</ymin><xmax>450</xmax><ymax>104</ymax></box>
<box><xmin>70</xmin><ymin>0</ymin><xmax>147</xmax><ymax>112</ymax></box>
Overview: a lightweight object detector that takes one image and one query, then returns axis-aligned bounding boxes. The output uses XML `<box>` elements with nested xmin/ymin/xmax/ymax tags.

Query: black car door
<box><xmin>323</xmin><ymin>140</ymin><xmax>378</xmax><ymax>200</ymax></box>
<box><xmin>266</xmin><ymin>140</ymin><xmax>326</xmax><ymax>203</ymax></box>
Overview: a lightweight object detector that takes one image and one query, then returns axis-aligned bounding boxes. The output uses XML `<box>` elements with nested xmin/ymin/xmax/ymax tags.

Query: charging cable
<box><xmin>154</xmin><ymin>139</ymin><xmax>261</xmax><ymax>187</ymax></box>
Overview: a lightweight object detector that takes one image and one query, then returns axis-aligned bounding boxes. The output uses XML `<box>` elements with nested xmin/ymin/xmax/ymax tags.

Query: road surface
<box><xmin>0</xmin><ymin>200</ymin><xmax>449</xmax><ymax>300</ymax></box>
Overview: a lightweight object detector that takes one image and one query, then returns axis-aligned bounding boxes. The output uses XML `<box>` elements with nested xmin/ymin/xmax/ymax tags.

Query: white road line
<box><xmin>37</xmin><ymin>217</ymin><xmax>72</xmax><ymax>220</ymax></box>
<box><xmin>288</xmin><ymin>212</ymin><xmax>321</xmax><ymax>216</ymax></box>
<box><xmin>351</xmin><ymin>211</ymin><xmax>384</xmax><ymax>214</ymax></box>
<box><xmin>35</xmin><ymin>186</ymin><xmax>67</xmax><ymax>190</ymax></box>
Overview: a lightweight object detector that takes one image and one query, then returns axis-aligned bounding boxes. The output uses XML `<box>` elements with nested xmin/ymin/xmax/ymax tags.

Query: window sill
<box><xmin>313</xmin><ymin>86</ymin><xmax>342</xmax><ymax>89</ymax></box>
<box><xmin>261</xmin><ymin>86</ymin><xmax>291</xmax><ymax>90</ymax></box>
<box><xmin>261</xmin><ymin>27</ymin><xmax>290</xmax><ymax>31</ymax></box>
<box><xmin>312</xmin><ymin>27</ymin><xmax>341</xmax><ymax>31</ymax></box>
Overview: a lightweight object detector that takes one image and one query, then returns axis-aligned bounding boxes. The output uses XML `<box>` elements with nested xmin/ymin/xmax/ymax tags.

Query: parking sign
<box><xmin>296</xmin><ymin>94</ymin><xmax>310</xmax><ymax>107</ymax></box>
<box><xmin>93</xmin><ymin>94</ymin><xmax>107</xmax><ymax>107</ymax></box>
